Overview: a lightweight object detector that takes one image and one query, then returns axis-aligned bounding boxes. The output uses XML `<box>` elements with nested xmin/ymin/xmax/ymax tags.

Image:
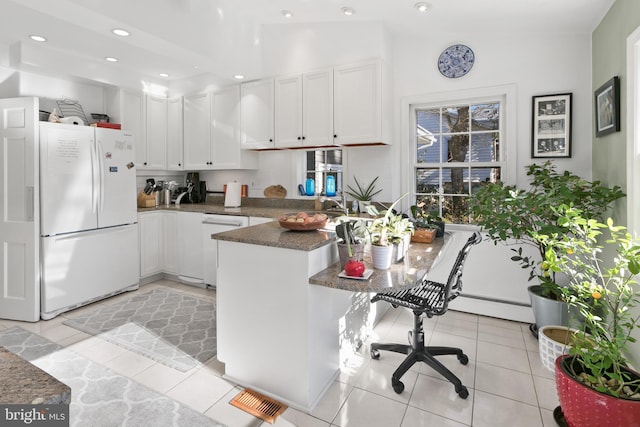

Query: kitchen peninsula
<box><xmin>213</xmin><ymin>222</ymin><xmax>448</xmax><ymax>411</ymax></box>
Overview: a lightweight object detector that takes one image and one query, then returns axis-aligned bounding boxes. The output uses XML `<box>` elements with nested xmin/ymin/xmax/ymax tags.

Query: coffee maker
<box><xmin>185</xmin><ymin>172</ymin><xmax>207</xmax><ymax>203</ymax></box>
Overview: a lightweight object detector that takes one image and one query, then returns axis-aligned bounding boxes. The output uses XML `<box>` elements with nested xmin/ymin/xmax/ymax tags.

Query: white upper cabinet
<box><xmin>274</xmin><ymin>69</ymin><xmax>334</xmax><ymax>148</ymax></box>
<box><xmin>212</xmin><ymin>86</ymin><xmax>258</xmax><ymax>169</ymax></box>
<box><xmin>167</xmin><ymin>96</ymin><xmax>184</xmax><ymax>170</ymax></box>
<box><xmin>333</xmin><ymin>59</ymin><xmax>390</xmax><ymax>145</ymax></box>
<box><xmin>106</xmin><ymin>89</ymin><xmax>145</xmax><ymax>165</ymax></box>
<box><xmin>183</xmin><ymin>91</ymin><xmax>212</xmax><ymax>170</ymax></box>
<box><xmin>240</xmin><ymin>78</ymin><xmax>274</xmax><ymax>149</ymax></box>
<box><xmin>143</xmin><ymin>95</ymin><xmax>168</xmax><ymax>169</ymax></box>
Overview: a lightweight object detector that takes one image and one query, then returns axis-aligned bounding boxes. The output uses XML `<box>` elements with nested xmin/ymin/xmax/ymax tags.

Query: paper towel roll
<box><xmin>224</xmin><ymin>181</ymin><xmax>242</xmax><ymax>207</ymax></box>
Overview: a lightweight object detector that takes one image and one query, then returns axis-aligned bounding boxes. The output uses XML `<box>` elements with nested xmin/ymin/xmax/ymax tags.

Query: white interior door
<box><xmin>0</xmin><ymin>97</ymin><xmax>39</xmax><ymax>321</ymax></box>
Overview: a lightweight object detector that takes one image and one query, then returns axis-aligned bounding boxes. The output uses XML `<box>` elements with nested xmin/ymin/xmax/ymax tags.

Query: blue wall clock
<box><xmin>438</xmin><ymin>44</ymin><xmax>475</xmax><ymax>78</ymax></box>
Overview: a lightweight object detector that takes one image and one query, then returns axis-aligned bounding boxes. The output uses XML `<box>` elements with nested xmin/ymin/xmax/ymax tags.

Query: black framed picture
<box><xmin>595</xmin><ymin>76</ymin><xmax>620</xmax><ymax>137</ymax></box>
<box><xmin>531</xmin><ymin>93</ymin><xmax>572</xmax><ymax>158</ymax></box>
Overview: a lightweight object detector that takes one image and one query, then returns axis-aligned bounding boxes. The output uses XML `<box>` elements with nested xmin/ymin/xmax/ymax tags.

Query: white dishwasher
<box><xmin>202</xmin><ymin>214</ymin><xmax>249</xmax><ymax>286</ymax></box>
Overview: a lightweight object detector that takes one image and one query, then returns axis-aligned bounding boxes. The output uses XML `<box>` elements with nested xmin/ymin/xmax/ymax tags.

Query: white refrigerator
<box><xmin>39</xmin><ymin>122</ymin><xmax>139</xmax><ymax>319</ymax></box>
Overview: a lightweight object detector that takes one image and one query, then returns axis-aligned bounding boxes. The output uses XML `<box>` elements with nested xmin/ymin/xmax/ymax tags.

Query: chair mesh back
<box><xmin>442</xmin><ymin>231</ymin><xmax>482</xmax><ymax>306</ymax></box>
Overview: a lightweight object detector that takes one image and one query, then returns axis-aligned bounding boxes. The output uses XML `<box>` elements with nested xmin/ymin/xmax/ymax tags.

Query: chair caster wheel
<box><xmin>370</xmin><ymin>349</ymin><xmax>380</xmax><ymax>360</ymax></box>
<box><xmin>392</xmin><ymin>378</ymin><xmax>404</xmax><ymax>394</ymax></box>
<box><xmin>458</xmin><ymin>353</ymin><xmax>469</xmax><ymax>365</ymax></box>
<box><xmin>456</xmin><ymin>385</ymin><xmax>469</xmax><ymax>399</ymax></box>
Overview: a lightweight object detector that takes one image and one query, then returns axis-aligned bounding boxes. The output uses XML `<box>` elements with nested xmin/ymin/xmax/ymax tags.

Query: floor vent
<box><xmin>229</xmin><ymin>388</ymin><xmax>287</xmax><ymax>424</ymax></box>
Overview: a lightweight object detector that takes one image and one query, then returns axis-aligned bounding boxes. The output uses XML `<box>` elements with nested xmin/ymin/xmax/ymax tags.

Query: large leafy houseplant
<box><xmin>534</xmin><ymin>207</ymin><xmax>640</xmax><ymax>416</ymax></box>
<box><xmin>470</xmin><ymin>161</ymin><xmax>624</xmax><ymax>299</ymax></box>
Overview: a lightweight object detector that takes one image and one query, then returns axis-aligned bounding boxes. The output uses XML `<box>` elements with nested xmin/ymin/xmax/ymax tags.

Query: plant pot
<box><xmin>337</xmin><ymin>242</ymin><xmax>365</xmax><ymax>270</ymax></box>
<box><xmin>391</xmin><ymin>234</ymin><xmax>411</xmax><ymax>263</ymax></box>
<box><xmin>370</xmin><ymin>244</ymin><xmax>393</xmax><ymax>270</ymax></box>
<box><xmin>359</xmin><ymin>200</ymin><xmax>372</xmax><ymax>214</ymax></box>
<box><xmin>528</xmin><ymin>285</ymin><xmax>571</xmax><ymax>331</ymax></box>
<box><xmin>555</xmin><ymin>355</ymin><xmax>640</xmax><ymax>427</ymax></box>
<box><xmin>432</xmin><ymin>220</ymin><xmax>445</xmax><ymax>238</ymax></box>
<box><xmin>538</xmin><ymin>325</ymin><xmax>577</xmax><ymax>373</ymax></box>
<box><xmin>411</xmin><ymin>228</ymin><xmax>436</xmax><ymax>243</ymax></box>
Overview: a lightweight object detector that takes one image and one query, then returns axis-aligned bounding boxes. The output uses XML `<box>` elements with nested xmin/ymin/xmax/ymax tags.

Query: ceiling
<box><xmin>0</xmin><ymin>0</ymin><xmax>615</xmax><ymax>90</ymax></box>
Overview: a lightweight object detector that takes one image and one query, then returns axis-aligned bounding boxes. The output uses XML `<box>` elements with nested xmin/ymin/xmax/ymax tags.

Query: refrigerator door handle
<box><xmin>96</xmin><ymin>141</ymin><xmax>105</xmax><ymax>214</ymax></box>
<box><xmin>90</xmin><ymin>138</ymin><xmax>99</xmax><ymax>214</ymax></box>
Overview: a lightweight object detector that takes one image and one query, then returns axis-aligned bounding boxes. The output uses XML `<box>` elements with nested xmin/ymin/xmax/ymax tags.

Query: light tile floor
<box><xmin>0</xmin><ymin>279</ymin><xmax>560</xmax><ymax>427</ymax></box>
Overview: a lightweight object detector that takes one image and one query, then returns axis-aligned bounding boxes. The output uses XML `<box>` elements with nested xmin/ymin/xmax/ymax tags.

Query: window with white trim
<box><xmin>411</xmin><ymin>97</ymin><xmax>505</xmax><ymax>224</ymax></box>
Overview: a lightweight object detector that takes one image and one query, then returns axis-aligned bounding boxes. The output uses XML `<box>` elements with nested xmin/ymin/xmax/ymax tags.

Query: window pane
<box><xmin>444</xmin><ymin>134</ymin><xmax>470</xmax><ymax>163</ymax></box>
<box><xmin>470</xmin><ymin>167</ymin><xmax>501</xmax><ymax>189</ymax></box>
<box><xmin>416</xmin><ymin>108</ymin><xmax>440</xmax><ymax>134</ymax></box>
<box><xmin>416</xmin><ymin>169</ymin><xmax>440</xmax><ymax>193</ymax></box>
<box><xmin>471</xmin><ymin>103</ymin><xmax>499</xmax><ymax>131</ymax></box>
<box><xmin>442</xmin><ymin>106</ymin><xmax>469</xmax><ymax>133</ymax></box>
<box><xmin>442</xmin><ymin>195</ymin><xmax>471</xmax><ymax>224</ymax></box>
<box><xmin>442</xmin><ymin>167</ymin><xmax>469</xmax><ymax>195</ymax></box>
<box><xmin>470</xmin><ymin>132</ymin><xmax>499</xmax><ymax>162</ymax></box>
<box><xmin>417</xmin><ymin>135</ymin><xmax>441</xmax><ymax>163</ymax></box>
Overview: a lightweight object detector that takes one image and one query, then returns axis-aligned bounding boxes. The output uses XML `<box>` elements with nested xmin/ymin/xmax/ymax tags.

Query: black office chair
<box><xmin>370</xmin><ymin>231</ymin><xmax>482</xmax><ymax>399</ymax></box>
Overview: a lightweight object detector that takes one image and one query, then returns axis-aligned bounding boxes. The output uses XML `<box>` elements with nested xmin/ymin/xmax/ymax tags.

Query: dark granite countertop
<box><xmin>309</xmin><ymin>235</ymin><xmax>449</xmax><ymax>293</ymax></box>
<box><xmin>0</xmin><ymin>347</ymin><xmax>70</xmax><ymax>405</ymax></box>
<box><xmin>213</xmin><ymin>220</ymin><xmax>336</xmax><ymax>251</ymax></box>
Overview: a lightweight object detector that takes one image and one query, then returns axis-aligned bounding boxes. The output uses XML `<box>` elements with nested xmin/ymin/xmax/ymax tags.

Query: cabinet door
<box><xmin>274</xmin><ymin>75</ymin><xmax>303</xmax><ymax>148</ymax></box>
<box><xmin>240</xmin><ymin>79</ymin><xmax>274</xmax><ymax>149</ymax></box>
<box><xmin>121</xmin><ymin>90</ymin><xmax>146</xmax><ymax>167</ymax></box>
<box><xmin>212</xmin><ymin>86</ymin><xmax>241</xmax><ymax>168</ymax></box>
<box><xmin>303</xmin><ymin>69</ymin><xmax>334</xmax><ymax>147</ymax></box>
<box><xmin>144</xmin><ymin>95</ymin><xmax>167</xmax><ymax>169</ymax></box>
<box><xmin>167</xmin><ymin>97</ymin><xmax>184</xmax><ymax>170</ymax></box>
<box><xmin>184</xmin><ymin>92</ymin><xmax>212</xmax><ymax>169</ymax></box>
<box><xmin>178</xmin><ymin>212</ymin><xmax>204</xmax><ymax>283</ymax></box>
<box><xmin>333</xmin><ymin>60</ymin><xmax>383</xmax><ymax>145</ymax></box>
<box><xmin>139</xmin><ymin>212</ymin><xmax>161</xmax><ymax>277</ymax></box>
<box><xmin>162</xmin><ymin>212</ymin><xmax>179</xmax><ymax>274</ymax></box>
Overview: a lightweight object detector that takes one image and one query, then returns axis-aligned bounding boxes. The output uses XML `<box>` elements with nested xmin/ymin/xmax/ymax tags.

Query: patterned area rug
<box><xmin>0</xmin><ymin>326</ymin><xmax>225</xmax><ymax>427</ymax></box>
<box><xmin>63</xmin><ymin>288</ymin><xmax>216</xmax><ymax>372</ymax></box>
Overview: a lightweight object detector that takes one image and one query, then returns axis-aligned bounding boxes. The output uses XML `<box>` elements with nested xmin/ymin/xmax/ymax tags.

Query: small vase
<box><xmin>337</xmin><ymin>242</ymin><xmax>364</xmax><ymax>270</ymax></box>
<box><xmin>370</xmin><ymin>244</ymin><xmax>393</xmax><ymax>270</ymax></box>
<box><xmin>359</xmin><ymin>200</ymin><xmax>371</xmax><ymax>214</ymax></box>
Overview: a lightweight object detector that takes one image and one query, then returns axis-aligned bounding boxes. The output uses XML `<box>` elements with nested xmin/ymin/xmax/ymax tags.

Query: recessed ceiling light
<box><xmin>341</xmin><ymin>7</ymin><xmax>355</xmax><ymax>16</ymax></box>
<box><xmin>233</xmin><ymin>74</ymin><xmax>245</xmax><ymax>80</ymax></box>
<box><xmin>281</xmin><ymin>10</ymin><xmax>293</xmax><ymax>18</ymax></box>
<box><xmin>29</xmin><ymin>35</ymin><xmax>47</xmax><ymax>42</ymax></box>
<box><xmin>112</xmin><ymin>28</ymin><xmax>130</xmax><ymax>37</ymax></box>
<box><xmin>105</xmin><ymin>57</ymin><xmax>118</xmax><ymax>62</ymax></box>
<box><xmin>414</xmin><ymin>2</ymin><xmax>431</xmax><ymax>13</ymax></box>
<box><xmin>159</xmin><ymin>73</ymin><xmax>169</xmax><ymax>77</ymax></box>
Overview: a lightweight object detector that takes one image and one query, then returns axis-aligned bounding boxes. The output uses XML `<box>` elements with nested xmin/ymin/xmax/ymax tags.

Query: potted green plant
<box><xmin>410</xmin><ymin>201</ymin><xmax>445</xmax><ymax>240</ymax></box>
<box><xmin>367</xmin><ymin>194</ymin><xmax>410</xmax><ymax>269</ymax></box>
<box><xmin>345</xmin><ymin>176</ymin><xmax>382</xmax><ymax>213</ymax></box>
<box><xmin>470</xmin><ymin>161</ymin><xmax>624</xmax><ymax>333</ymax></box>
<box><xmin>533</xmin><ymin>206</ymin><xmax>640</xmax><ymax>426</ymax></box>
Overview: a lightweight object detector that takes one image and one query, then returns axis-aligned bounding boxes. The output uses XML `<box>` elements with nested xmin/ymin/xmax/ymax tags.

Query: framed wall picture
<box><xmin>595</xmin><ymin>76</ymin><xmax>620</xmax><ymax>137</ymax></box>
<box><xmin>531</xmin><ymin>93</ymin><xmax>572</xmax><ymax>158</ymax></box>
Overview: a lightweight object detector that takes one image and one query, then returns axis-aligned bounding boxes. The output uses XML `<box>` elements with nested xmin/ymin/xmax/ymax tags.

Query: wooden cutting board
<box><xmin>264</xmin><ymin>185</ymin><xmax>287</xmax><ymax>198</ymax></box>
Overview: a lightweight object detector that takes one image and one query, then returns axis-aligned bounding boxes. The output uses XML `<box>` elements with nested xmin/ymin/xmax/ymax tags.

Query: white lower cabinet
<box><xmin>162</xmin><ymin>212</ymin><xmax>179</xmax><ymax>274</ymax></box>
<box><xmin>138</xmin><ymin>212</ymin><xmax>162</xmax><ymax>277</ymax></box>
<box><xmin>177</xmin><ymin>212</ymin><xmax>204</xmax><ymax>284</ymax></box>
<box><xmin>139</xmin><ymin>211</ymin><xmax>194</xmax><ymax>281</ymax></box>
